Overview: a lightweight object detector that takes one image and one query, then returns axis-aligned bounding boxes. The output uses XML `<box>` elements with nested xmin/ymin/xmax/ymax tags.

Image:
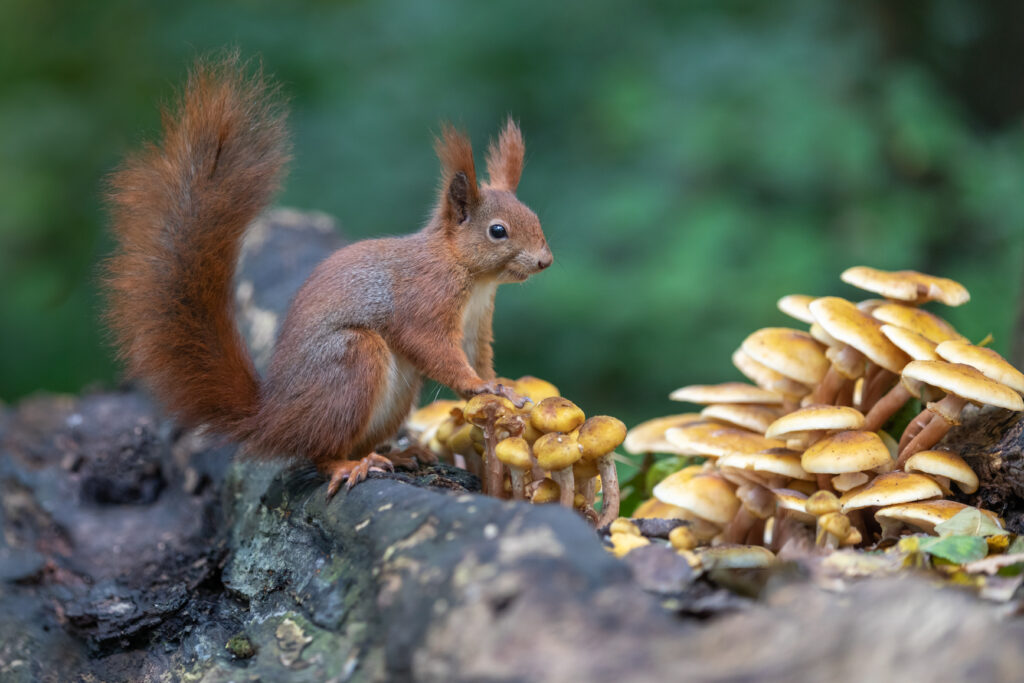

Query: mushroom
<box><xmin>740</xmin><ymin>328</ymin><xmax>830</xmax><ymax>390</ymax></box>
<box><xmin>860</xmin><ymin>325</ymin><xmax>938</xmax><ymax>430</ymax></box>
<box><xmin>609</xmin><ymin>532</ymin><xmax>650</xmax><ymax>558</ymax></box>
<box><xmin>897</xmin><ymin>360</ymin><xmax>1023</xmax><ymax>464</ymax></box>
<box><xmin>807</xmin><ymin>297</ymin><xmax>909</xmax><ymax>406</ymax></box>
<box><xmin>871</xmin><ymin>303</ymin><xmax>966</xmax><ymax>345</ymax></box>
<box><xmin>530</xmin><ymin>478</ymin><xmax>561</xmax><ymax>504</ymax></box>
<box><xmin>903</xmin><ymin>450</ymin><xmax>979</xmax><ymax>495</ymax></box>
<box><xmin>839</xmin><ymin>472</ymin><xmax>943</xmax><ymax>513</ymax></box>
<box><xmin>718</xmin><ymin>483</ymin><xmax>775</xmax><ymax>544</ymax></box>
<box><xmin>800</xmin><ymin>430</ymin><xmax>892</xmax><ymax>495</ymax></box>
<box><xmin>669</xmin><ymin>382</ymin><xmax>784</xmax><ymax>406</ymax></box>
<box><xmin>669</xmin><ymin>525</ymin><xmax>698</xmax><ymax>552</ymax></box>
<box><xmin>765</xmin><ymin>404</ymin><xmax>865</xmax><ymax>448</ymax></box>
<box><xmin>777</xmin><ymin>294</ymin><xmax>818</xmax><ymax>325</ymax></box>
<box><xmin>623</xmin><ymin>414</ymin><xmax>705</xmax><ymax>455</ymax></box>
<box><xmin>731</xmin><ymin>349</ymin><xmax>812</xmax><ymax>402</ymax></box>
<box><xmin>665</xmin><ymin>423</ymin><xmax>785</xmax><ymax>459</ymax></box>
<box><xmin>533</xmin><ymin>432</ymin><xmax>583</xmax><ymax>508</ymax></box>
<box><xmin>816</xmin><ymin>512</ymin><xmax>851</xmax><ymax>551</ymax></box>
<box><xmin>701</xmin><ymin>403</ymin><xmax>784</xmax><ymax>434</ymax></box>
<box><xmin>935</xmin><ymin>341</ymin><xmax>1024</xmax><ymax>394</ymax></box>
<box><xmin>530</xmin><ymin>396</ymin><xmax>586</xmax><ymax>434</ymax></box>
<box><xmin>875</xmin><ymin>500</ymin><xmax>1000</xmax><ymax>538</ymax></box>
<box><xmin>717</xmin><ymin>447</ymin><xmax>814</xmax><ymax>489</ymax></box>
<box><xmin>840</xmin><ymin>266</ymin><xmax>970</xmax><ymax>307</ymax></box>
<box><xmin>576</xmin><ymin>415</ymin><xmax>627</xmax><ymax>525</ymax></box>
<box><xmin>513</xmin><ymin>375</ymin><xmax>561</xmax><ymax>405</ymax></box>
<box><xmin>406</xmin><ymin>400</ymin><xmax>464</xmax><ymax>441</ymax></box>
<box><xmin>698</xmin><ymin>544</ymin><xmax>776</xmax><ymax>570</ymax></box>
<box><xmin>652</xmin><ymin>473</ymin><xmax>739</xmax><ymax>531</ymax></box>
<box><xmin>495</xmin><ymin>436</ymin><xmax>533</xmax><ymax>500</ymax></box>
<box><xmin>464</xmin><ymin>394</ymin><xmax>518</xmax><ymax>496</ymax></box>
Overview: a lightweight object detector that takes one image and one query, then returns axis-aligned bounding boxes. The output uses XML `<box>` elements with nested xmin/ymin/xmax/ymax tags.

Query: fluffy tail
<box><xmin>105</xmin><ymin>54</ymin><xmax>290</xmax><ymax>439</ymax></box>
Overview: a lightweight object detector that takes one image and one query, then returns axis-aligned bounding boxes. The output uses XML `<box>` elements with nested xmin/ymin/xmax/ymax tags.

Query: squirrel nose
<box><xmin>537</xmin><ymin>248</ymin><xmax>553</xmax><ymax>271</ymax></box>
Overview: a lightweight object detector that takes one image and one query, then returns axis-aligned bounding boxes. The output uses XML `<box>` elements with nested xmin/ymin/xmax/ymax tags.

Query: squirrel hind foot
<box><xmin>325</xmin><ymin>453</ymin><xmax>395</xmax><ymax>499</ymax></box>
<box><xmin>383</xmin><ymin>443</ymin><xmax>439</xmax><ymax>469</ymax></box>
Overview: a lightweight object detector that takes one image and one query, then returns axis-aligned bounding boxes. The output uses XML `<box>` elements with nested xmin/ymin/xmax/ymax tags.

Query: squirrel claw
<box><xmin>325</xmin><ymin>453</ymin><xmax>395</xmax><ymax>499</ymax></box>
<box><xmin>472</xmin><ymin>381</ymin><xmax>528</xmax><ymax>408</ymax></box>
<box><xmin>386</xmin><ymin>444</ymin><xmax>439</xmax><ymax>469</ymax></box>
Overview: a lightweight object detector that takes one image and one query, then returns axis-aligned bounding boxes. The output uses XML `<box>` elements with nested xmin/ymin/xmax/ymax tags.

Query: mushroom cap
<box><xmin>531</xmin><ymin>478</ymin><xmax>561</xmax><ymax>504</ymax></box>
<box><xmin>840</xmin><ymin>266</ymin><xmax>970</xmax><ymax>306</ymax></box>
<box><xmin>873</xmin><ymin>500</ymin><xmax>987</xmax><ymax>536</ymax></box>
<box><xmin>666</xmin><ymin>424</ymin><xmax>786</xmax><ymax>459</ymax></box>
<box><xmin>698</xmin><ymin>544</ymin><xmax>776</xmax><ymax>569</ymax></box>
<box><xmin>652</xmin><ymin>473</ymin><xmax>739</xmax><ymax>526</ymax></box>
<box><xmin>530</xmin><ymin>397</ymin><xmax>586</xmax><ymax>433</ymax></box>
<box><xmin>731</xmin><ymin>349</ymin><xmax>811</xmax><ymax>400</ymax></box>
<box><xmin>777</xmin><ymin>294</ymin><xmax>817</xmax><ymax>324</ymax></box>
<box><xmin>831</xmin><ymin>471</ymin><xmax>870</xmax><ymax>492</ymax></box>
<box><xmin>871</xmin><ymin>303</ymin><xmax>965</xmax><ymax>344</ymax></box>
<box><xmin>765</xmin><ymin>405</ymin><xmax>865</xmax><ymax>440</ymax></box>
<box><xmin>609</xmin><ymin>532</ymin><xmax>650</xmax><ymax>558</ymax></box>
<box><xmin>800</xmin><ymin>430</ymin><xmax>892</xmax><ymax>474</ymax></box>
<box><xmin>808</xmin><ymin>297</ymin><xmax>909</xmax><ymax>374</ymax></box>
<box><xmin>717</xmin><ymin>448</ymin><xmax>814</xmax><ymax>481</ymax></box>
<box><xmin>840</xmin><ymin>472</ymin><xmax>943</xmax><ymax>512</ymax></box>
<box><xmin>577</xmin><ymin>415</ymin><xmax>627</xmax><ymax>460</ymax></box>
<box><xmin>902</xmin><ymin>361</ymin><xmax>1024</xmax><ymax>411</ymax></box>
<box><xmin>819</xmin><ymin>512</ymin><xmax>851</xmax><ymax>539</ymax></box>
<box><xmin>903</xmin><ymin>450</ymin><xmax>979</xmax><ymax>494</ymax></box>
<box><xmin>514</xmin><ymin>375</ymin><xmax>561</xmax><ymax>404</ymax></box>
<box><xmin>880</xmin><ymin>324</ymin><xmax>938</xmax><ymax>361</ymax></box>
<box><xmin>407</xmin><ymin>400</ymin><xmax>463</xmax><ymax>434</ymax></box>
<box><xmin>464</xmin><ymin>394</ymin><xmax>517</xmax><ymax>425</ymax></box>
<box><xmin>494</xmin><ymin>437</ymin><xmax>533</xmax><ymax>469</ymax></box>
<box><xmin>533</xmin><ymin>432</ymin><xmax>583</xmax><ymax>470</ymax></box>
<box><xmin>623</xmin><ymin>414</ymin><xmax>705</xmax><ymax>454</ymax></box>
<box><xmin>806</xmin><ymin>490</ymin><xmax>841</xmax><ymax>517</ymax></box>
<box><xmin>669</xmin><ymin>382</ymin><xmax>783</xmax><ymax>405</ymax></box>
<box><xmin>809</xmin><ymin>322</ymin><xmax>842</xmax><ymax>348</ymax></box>
<box><xmin>701</xmin><ymin>404</ymin><xmax>783</xmax><ymax>434</ymax></box>
<box><xmin>669</xmin><ymin>525</ymin><xmax>698</xmax><ymax>551</ymax></box>
<box><xmin>773</xmin><ymin>489</ymin><xmax>816</xmax><ymax>524</ymax></box>
<box><xmin>741</xmin><ymin>328</ymin><xmax>830</xmax><ymax>386</ymax></box>
<box><xmin>935</xmin><ymin>341</ymin><xmax>1024</xmax><ymax>394</ymax></box>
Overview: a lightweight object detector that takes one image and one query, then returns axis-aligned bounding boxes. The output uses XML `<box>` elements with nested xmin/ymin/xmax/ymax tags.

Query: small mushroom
<box><xmin>669</xmin><ymin>382</ymin><xmax>784</xmax><ymax>405</ymax></box>
<box><xmin>903</xmin><ymin>450</ymin><xmax>979</xmax><ymax>494</ymax></box>
<box><xmin>576</xmin><ymin>415</ymin><xmax>627</xmax><ymax>525</ymax></box>
<box><xmin>495</xmin><ymin>436</ymin><xmax>533</xmax><ymax>500</ymax></box>
<box><xmin>840</xmin><ymin>266</ymin><xmax>970</xmax><ymax>307</ymax></box>
<box><xmin>530</xmin><ymin>478</ymin><xmax>561</xmax><ymax>504</ymax></box>
<box><xmin>464</xmin><ymin>394</ymin><xmax>518</xmax><ymax>496</ymax></box>
<box><xmin>816</xmin><ymin>512</ymin><xmax>851</xmax><ymax>550</ymax></box>
<box><xmin>652</xmin><ymin>473</ymin><xmax>739</xmax><ymax>528</ymax></box>
<box><xmin>533</xmin><ymin>432</ymin><xmax>583</xmax><ymax>508</ymax></box>
<box><xmin>860</xmin><ymin>325</ymin><xmax>938</xmax><ymax>429</ymax></box>
<box><xmin>839</xmin><ymin>472</ymin><xmax>943</xmax><ymax>513</ymax></box>
<box><xmin>732</xmin><ymin>348</ymin><xmax>811</xmax><ymax>402</ymax></box>
<box><xmin>669</xmin><ymin>525</ymin><xmax>698</xmax><ymax>551</ymax></box>
<box><xmin>530</xmin><ymin>397</ymin><xmax>586</xmax><ymax>434</ymax></box>
<box><xmin>514</xmin><ymin>375</ymin><xmax>561</xmax><ymax>405</ymax></box>
<box><xmin>740</xmin><ymin>328</ymin><xmax>830</xmax><ymax>388</ymax></box>
<box><xmin>701</xmin><ymin>403</ymin><xmax>783</xmax><ymax>434</ymax></box>
<box><xmin>623</xmin><ymin>414</ymin><xmax>705</xmax><ymax>455</ymax></box>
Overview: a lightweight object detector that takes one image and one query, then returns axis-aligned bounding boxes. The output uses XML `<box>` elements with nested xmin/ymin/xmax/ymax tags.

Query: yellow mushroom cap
<box><xmin>514</xmin><ymin>375</ymin><xmax>560</xmax><ymax>404</ymax></box>
<box><xmin>701</xmin><ymin>404</ymin><xmax>783</xmax><ymax>434</ymax></box>
<box><xmin>801</xmin><ymin>430</ymin><xmax>892</xmax><ymax>474</ymax></box>
<box><xmin>731</xmin><ymin>349</ymin><xmax>812</xmax><ymax>400</ymax></box>
<box><xmin>880</xmin><ymin>324</ymin><xmax>939</xmax><ymax>361</ymax></box>
<box><xmin>495</xmin><ymin>437</ymin><xmax>533</xmax><ymax>470</ymax></box>
<box><xmin>463</xmin><ymin>394</ymin><xmax>517</xmax><ymax>425</ymax></box>
<box><xmin>665</xmin><ymin>424</ymin><xmax>786</xmax><ymax>459</ymax></box>
<box><xmin>809</xmin><ymin>322</ymin><xmax>842</xmax><ymax>348</ymax></box>
<box><xmin>577</xmin><ymin>415</ymin><xmax>627</xmax><ymax>461</ymax></box>
<box><xmin>765</xmin><ymin>405</ymin><xmax>865</xmax><ymax>440</ymax></box>
<box><xmin>609</xmin><ymin>532</ymin><xmax>650</xmax><ymax>558</ymax></box>
<box><xmin>531</xmin><ymin>478</ymin><xmax>561</xmax><ymax>504</ymax></box>
<box><xmin>871</xmin><ymin>303</ymin><xmax>965</xmax><ymax>345</ymax></box>
<box><xmin>831</xmin><ymin>471</ymin><xmax>870</xmax><ymax>492</ymax></box>
<box><xmin>773</xmin><ymin>489</ymin><xmax>815</xmax><ymax>524</ymax></box>
<box><xmin>819</xmin><ymin>512</ymin><xmax>851</xmax><ymax>539</ymax></box>
<box><xmin>406</xmin><ymin>400</ymin><xmax>463</xmax><ymax>435</ymax></box>
<box><xmin>777</xmin><ymin>294</ymin><xmax>817</xmax><ymax>325</ymax></box>
<box><xmin>901</xmin><ymin>361</ymin><xmax>1024</xmax><ymax>411</ymax></box>
<box><xmin>669</xmin><ymin>525</ymin><xmax>698</xmax><ymax>551</ymax></box>
<box><xmin>839</xmin><ymin>472</ymin><xmax>943</xmax><ymax>512</ymax></box>
<box><xmin>903</xmin><ymin>450</ymin><xmax>979</xmax><ymax>494</ymax></box>
<box><xmin>935</xmin><ymin>341</ymin><xmax>1024</xmax><ymax>394</ymax></box>
<box><xmin>669</xmin><ymin>382</ymin><xmax>783</xmax><ymax>405</ymax></box>
<box><xmin>698</xmin><ymin>545</ymin><xmax>776</xmax><ymax>570</ymax></box>
<box><xmin>652</xmin><ymin>473</ymin><xmax>740</xmax><ymax>526</ymax></box>
<box><xmin>874</xmin><ymin>500</ymin><xmax>997</xmax><ymax>536</ymax></box>
<box><xmin>809</xmin><ymin>297</ymin><xmax>909</xmax><ymax>374</ymax></box>
<box><xmin>623</xmin><ymin>414</ymin><xmax>705</xmax><ymax>454</ymax></box>
<box><xmin>532</xmin><ymin>432</ymin><xmax>583</xmax><ymax>470</ymax></box>
<box><xmin>530</xmin><ymin>397</ymin><xmax>586</xmax><ymax>433</ymax></box>
<box><xmin>717</xmin><ymin>448</ymin><xmax>814</xmax><ymax>481</ymax></box>
<box><xmin>840</xmin><ymin>266</ymin><xmax>970</xmax><ymax>306</ymax></box>
<box><xmin>806</xmin><ymin>490</ymin><xmax>841</xmax><ymax>517</ymax></box>
<box><xmin>741</xmin><ymin>328</ymin><xmax>830</xmax><ymax>386</ymax></box>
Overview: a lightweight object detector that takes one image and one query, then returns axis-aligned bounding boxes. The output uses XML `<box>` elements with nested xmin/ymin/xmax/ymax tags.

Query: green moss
<box><xmin>225</xmin><ymin>633</ymin><xmax>256</xmax><ymax>659</ymax></box>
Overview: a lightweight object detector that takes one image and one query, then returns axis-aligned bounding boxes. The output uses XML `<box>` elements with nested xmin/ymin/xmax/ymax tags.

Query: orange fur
<box><xmin>105</xmin><ymin>56</ymin><xmax>552</xmax><ymax>480</ymax></box>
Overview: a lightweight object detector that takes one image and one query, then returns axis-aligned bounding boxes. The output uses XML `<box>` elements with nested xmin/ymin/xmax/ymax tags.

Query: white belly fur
<box><xmin>462</xmin><ymin>281</ymin><xmax>497</xmax><ymax>367</ymax></box>
<box><xmin>367</xmin><ymin>350</ymin><xmax>420</xmax><ymax>437</ymax></box>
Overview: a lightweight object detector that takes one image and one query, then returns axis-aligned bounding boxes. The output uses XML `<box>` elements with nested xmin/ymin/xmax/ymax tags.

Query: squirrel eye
<box><xmin>488</xmin><ymin>223</ymin><xmax>508</xmax><ymax>240</ymax></box>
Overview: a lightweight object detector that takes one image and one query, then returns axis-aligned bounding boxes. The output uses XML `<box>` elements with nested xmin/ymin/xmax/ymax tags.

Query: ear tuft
<box><xmin>485</xmin><ymin>117</ymin><xmax>525</xmax><ymax>191</ymax></box>
<box><xmin>435</xmin><ymin>123</ymin><xmax>479</xmax><ymax>225</ymax></box>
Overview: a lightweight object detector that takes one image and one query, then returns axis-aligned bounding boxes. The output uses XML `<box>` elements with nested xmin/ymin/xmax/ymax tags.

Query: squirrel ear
<box><xmin>435</xmin><ymin>124</ymin><xmax>479</xmax><ymax>225</ymax></box>
<box><xmin>485</xmin><ymin>117</ymin><xmax>524</xmax><ymax>192</ymax></box>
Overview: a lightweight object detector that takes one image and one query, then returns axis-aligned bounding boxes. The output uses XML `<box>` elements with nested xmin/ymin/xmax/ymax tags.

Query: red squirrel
<box><xmin>105</xmin><ymin>56</ymin><xmax>552</xmax><ymax>496</ymax></box>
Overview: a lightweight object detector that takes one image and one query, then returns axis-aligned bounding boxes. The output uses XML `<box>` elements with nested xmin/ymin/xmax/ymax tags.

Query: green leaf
<box><xmin>644</xmin><ymin>456</ymin><xmax>690</xmax><ymax>496</ymax></box>
<box><xmin>934</xmin><ymin>507</ymin><xmax>1008</xmax><ymax>538</ymax></box>
<box><xmin>1007</xmin><ymin>536</ymin><xmax>1024</xmax><ymax>555</ymax></box>
<box><xmin>918</xmin><ymin>535</ymin><xmax>989</xmax><ymax>564</ymax></box>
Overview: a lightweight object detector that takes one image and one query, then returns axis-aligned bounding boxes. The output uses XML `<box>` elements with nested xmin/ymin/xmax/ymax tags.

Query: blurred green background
<box><xmin>2</xmin><ymin>0</ymin><xmax>1023</xmax><ymax>433</ymax></box>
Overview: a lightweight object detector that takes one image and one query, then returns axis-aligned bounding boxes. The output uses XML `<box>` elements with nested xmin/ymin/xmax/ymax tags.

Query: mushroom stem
<box><xmin>595</xmin><ymin>453</ymin><xmax>620</xmax><ymax>527</ymax></box>
<box><xmin>720</xmin><ymin>506</ymin><xmax>758</xmax><ymax>544</ymax></box>
<box><xmin>482</xmin><ymin>422</ymin><xmax>505</xmax><ymax>497</ymax></box>
<box><xmin>810</xmin><ymin>367</ymin><xmax>846</xmax><ymax>405</ymax></box>
<box><xmin>898</xmin><ymin>407</ymin><xmax>934</xmax><ymax>451</ymax></box>
<box><xmin>860</xmin><ymin>369</ymin><xmax>897</xmax><ymax>413</ymax></box>
<box><xmin>862</xmin><ymin>383</ymin><xmax>911</xmax><ymax>432</ymax></box>
<box><xmin>581</xmin><ymin>476</ymin><xmax>597</xmax><ymax>510</ymax></box>
<box><xmin>550</xmin><ymin>468</ymin><xmax>576</xmax><ymax>508</ymax></box>
<box><xmin>835</xmin><ymin>381</ymin><xmax>855</xmax><ymax>407</ymax></box>
<box><xmin>897</xmin><ymin>395</ymin><xmax>968</xmax><ymax>466</ymax></box>
<box><xmin>508</xmin><ymin>467</ymin><xmax>527</xmax><ymax>500</ymax></box>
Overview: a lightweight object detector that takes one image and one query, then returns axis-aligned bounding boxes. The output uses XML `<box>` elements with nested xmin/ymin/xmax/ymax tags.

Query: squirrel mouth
<box><xmin>504</xmin><ymin>269</ymin><xmax>529</xmax><ymax>282</ymax></box>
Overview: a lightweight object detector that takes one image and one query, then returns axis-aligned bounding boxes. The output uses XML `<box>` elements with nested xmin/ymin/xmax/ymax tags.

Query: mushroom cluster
<box><xmin>626</xmin><ymin>266</ymin><xmax>1023</xmax><ymax>554</ymax></box>
<box><xmin>406</xmin><ymin>376</ymin><xmax>626</xmax><ymax>524</ymax></box>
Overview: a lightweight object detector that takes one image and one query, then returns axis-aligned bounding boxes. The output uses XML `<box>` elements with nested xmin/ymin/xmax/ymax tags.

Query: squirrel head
<box><xmin>433</xmin><ymin>119</ymin><xmax>552</xmax><ymax>283</ymax></box>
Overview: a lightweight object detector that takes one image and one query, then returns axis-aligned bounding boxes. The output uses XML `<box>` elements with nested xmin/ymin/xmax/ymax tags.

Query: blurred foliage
<box><xmin>2</xmin><ymin>0</ymin><xmax>1022</xmax><ymax>438</ymax></box>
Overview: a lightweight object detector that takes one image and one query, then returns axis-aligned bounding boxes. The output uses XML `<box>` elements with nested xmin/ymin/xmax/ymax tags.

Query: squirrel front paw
<box><xmin>469</xmin><ymin>381</ymin><xmax>528</xmax><ymax>408</ymax></box>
